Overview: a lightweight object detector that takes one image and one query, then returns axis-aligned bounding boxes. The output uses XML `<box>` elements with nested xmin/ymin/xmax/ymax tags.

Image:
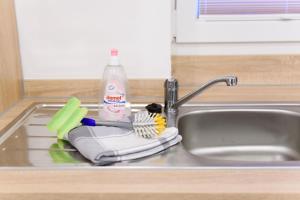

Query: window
<box><xmin>197</xmin><ymin>0</ymin><xmax>300</xmax><ymax>17</ymax></box>
<box><xmin>176</xmin><ymin>0</ymin><xmax>300</xmax><ymax>43</ymax></box>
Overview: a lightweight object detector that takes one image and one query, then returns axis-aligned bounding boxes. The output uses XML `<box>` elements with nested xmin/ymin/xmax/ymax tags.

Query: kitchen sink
<box><xmin>3</xmin><ymin>103</ymin><xmax>300</xmax><ymax>168</ymax></box>
<box><xmin>178</xmin><ymin>109</ymin><xmax>300</xmax><ymax>162</ymax></box>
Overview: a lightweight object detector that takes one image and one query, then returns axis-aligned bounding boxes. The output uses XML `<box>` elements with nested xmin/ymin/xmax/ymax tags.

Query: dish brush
<box><xmin>47</xmin><ymin>97</ymin><xmax>166</xmax><ymax>139</ymax></box>
<box><xmin>87</xmin><ymin>111</ymin><xmax>166</xmax><ymax>138</ymax></box>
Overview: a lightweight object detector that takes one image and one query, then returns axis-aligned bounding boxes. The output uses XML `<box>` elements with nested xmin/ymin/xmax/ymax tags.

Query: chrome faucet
<box><xmin>164</xmin><ymin>76</ymin><xmax>238</xmax><ymax>127</ymax></box>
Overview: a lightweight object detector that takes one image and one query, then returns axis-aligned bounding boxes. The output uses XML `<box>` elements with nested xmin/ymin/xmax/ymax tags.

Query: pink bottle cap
<box><xmin>111</xmin><ymin>49</ymin><xmax>118</xmax><ymax>56</ymax></box>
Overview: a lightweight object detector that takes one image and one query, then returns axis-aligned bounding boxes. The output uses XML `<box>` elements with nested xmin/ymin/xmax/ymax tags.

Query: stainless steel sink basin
<box><xmin>178</xmin><ymin>107</ymin><xmax>300</xmax><ymax>163</ymax></box>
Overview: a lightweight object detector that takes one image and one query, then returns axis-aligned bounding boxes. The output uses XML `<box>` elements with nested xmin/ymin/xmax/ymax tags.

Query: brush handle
<box><xmin>81</xmin><ymin>118</ymin><xmax>133</xmax><ymax>129</ymax></box>
<box><xmin>95</xmin><ymin>121</ymin><xmax>133</xmax><ymax>130</ymax></box>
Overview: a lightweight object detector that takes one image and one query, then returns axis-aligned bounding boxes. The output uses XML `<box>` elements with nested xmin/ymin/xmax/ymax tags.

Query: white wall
<box><xmin>15</xmin><ymin>0</ymin><xmax>171</xmax><ymax>80</ymax></box>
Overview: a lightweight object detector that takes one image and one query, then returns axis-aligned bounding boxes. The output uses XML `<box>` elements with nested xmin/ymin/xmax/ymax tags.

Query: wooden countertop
<box><xmin>2</xmin><ymin>169</ymin><xmax>300</xmax><ymax>200</ymax></box>
<box><xmin>1</xmin><ymin>98</ymin><xmax>300</xmax><ymax>200</ymax></box>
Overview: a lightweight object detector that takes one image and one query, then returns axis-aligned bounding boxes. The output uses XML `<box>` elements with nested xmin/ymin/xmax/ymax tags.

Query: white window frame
<box><xmin>176</xmin><ymin>0</ymin><xmax>300</xmax><ymax>43</ymax></box>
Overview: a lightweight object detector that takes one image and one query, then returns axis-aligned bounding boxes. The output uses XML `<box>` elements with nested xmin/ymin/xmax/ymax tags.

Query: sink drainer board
<box><xmin>0</xmin><ymin>104</ymin><xmax>157</xmax><ymax>167</ymax></box>
<box><xmin>3</xmin><ymin>103</ymin><xmax>300</xmax><ymax>168</ymax></box>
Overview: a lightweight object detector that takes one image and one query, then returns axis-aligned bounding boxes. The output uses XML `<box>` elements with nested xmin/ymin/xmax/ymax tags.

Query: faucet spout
<box><xmin>171</xmin><ymin>76</ymin><xmax>238</xmax><ymax>109</ymax></box>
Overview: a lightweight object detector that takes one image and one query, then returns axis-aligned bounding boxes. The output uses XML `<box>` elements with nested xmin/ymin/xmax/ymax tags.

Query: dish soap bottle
<box><xmin>99</xmin><ymin>49</ymin><xmax>131</xmax><ymax>122</ymax></box>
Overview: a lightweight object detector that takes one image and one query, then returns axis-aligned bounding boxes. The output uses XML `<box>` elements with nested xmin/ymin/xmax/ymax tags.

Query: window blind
<box><xmin>197</xmin><ymin>0</ymin><xmax>300</xmax><ymax>16</ymax></box>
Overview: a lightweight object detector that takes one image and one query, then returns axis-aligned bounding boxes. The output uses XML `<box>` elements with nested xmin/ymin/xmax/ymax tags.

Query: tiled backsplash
<box><xmin>23</xmin><ymin>55</ymin><xmax>300</xmax><ymax>103</ymax></box>
<box><xmin>24</xmin><ymin>79</ymin><xmax>164</xmax><ymax>103</ymax></box>
<box><xmin>172</xmin><ymin>55</ymin><xmax>300</xmax><ymax>86</ymax></box>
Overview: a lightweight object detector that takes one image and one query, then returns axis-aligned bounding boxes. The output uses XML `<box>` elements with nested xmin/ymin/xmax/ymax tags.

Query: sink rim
<box><xmin>178</xmin><ymin>108</ymin><xmax>300</xmax><ymax>122</ymax></box>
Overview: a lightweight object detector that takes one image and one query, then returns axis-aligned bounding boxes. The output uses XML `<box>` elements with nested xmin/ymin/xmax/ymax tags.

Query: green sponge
<box><xmin>47</xmin><ymin>97</ymin><xmax>88</xmax><ymax>139</ymax></box>
<box><xmin>57</xmin><ymin>107</ymin><xmax>88</xmax><ymax>139</ymax></box>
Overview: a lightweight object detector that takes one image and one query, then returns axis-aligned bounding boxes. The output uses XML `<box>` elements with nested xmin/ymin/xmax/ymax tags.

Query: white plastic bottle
<box><xmin>99</xmin><ymin>49</ymin><xmax>131</xmax><ymax>122</ymax></box>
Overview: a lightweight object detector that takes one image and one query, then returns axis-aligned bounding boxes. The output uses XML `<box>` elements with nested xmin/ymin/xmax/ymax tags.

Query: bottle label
<box><xmin>102</xmin><ymin>80</ymin><xmax>127</xmax><ymax>121</ymax></box>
